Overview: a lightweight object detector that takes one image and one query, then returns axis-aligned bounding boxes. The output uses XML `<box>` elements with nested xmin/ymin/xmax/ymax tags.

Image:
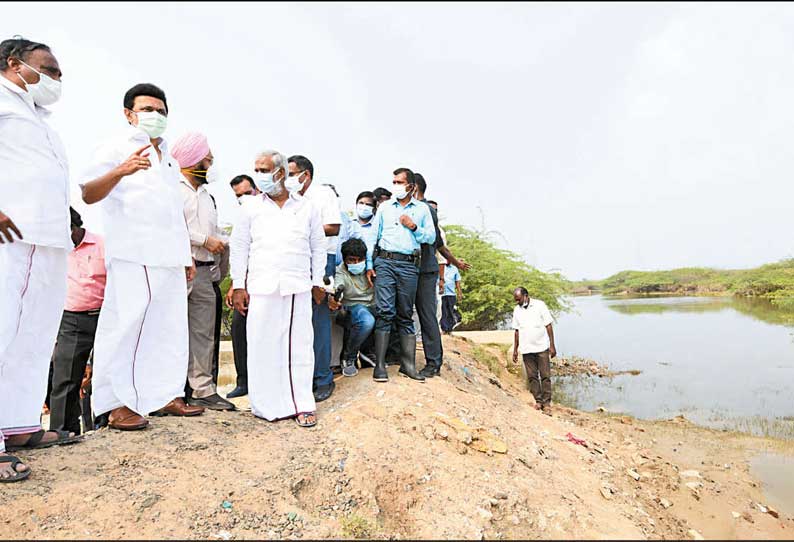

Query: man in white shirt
<box><xmin>511</xmin><ymin>287</ymin><xmax>557</xmax><ymax>413</ymax></box>
<box><xmin>80</xmin><ymin>83</ymin><xmax>204</xmax><ymax>432</ymax></box>
<box><xmin>286</xmin><ymin>155</ymin><xmax>341</xmax><ymax>403</ymax></box>
<box><xmin>230</xmin><ymin>150</ymin><xmax>326</xmax><ymax>427</ymax></box>
<box><xmin>0</xmin><ymin>37</ymin><xmax>81</xmax><ymax>483</ymax></box>
<box><xmin>171</xmin><ymin>132</ymin><xmax>235</xmax><ymax>412</ymax></box>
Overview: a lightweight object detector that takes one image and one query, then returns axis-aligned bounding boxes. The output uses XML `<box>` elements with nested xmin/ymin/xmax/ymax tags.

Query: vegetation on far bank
<box><xmin>575</xmin><ymin>259</ymin><xmax>794</xmax><ymax>308</ymax></box>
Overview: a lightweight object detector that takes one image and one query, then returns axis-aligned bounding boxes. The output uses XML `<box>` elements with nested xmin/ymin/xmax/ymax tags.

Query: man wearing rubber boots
<box><xmin>365</xmin><ymin>168</ymin><xmax>436</xmax><ymax>383</ymax></box>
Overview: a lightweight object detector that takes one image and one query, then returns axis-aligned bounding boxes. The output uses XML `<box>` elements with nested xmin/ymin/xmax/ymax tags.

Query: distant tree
<box><xmin>444</xmin><ymin>224</ymin><xmax>571</xmax><ymax>330</ymax></box>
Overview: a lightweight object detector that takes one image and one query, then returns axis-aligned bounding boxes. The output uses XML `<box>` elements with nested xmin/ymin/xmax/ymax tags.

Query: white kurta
<box><xmin>0</xmin><ymin>243</ymin><xmax>67</xmax><ymax>452</ymax></box>
<box><xmin>230</xmin><ymin>192</ymin><xmax>326</xmax><ymax>421</ymax></box>
<box><xmin>1</xmin><ymin>76</ymin><xmax>70</xmax><ymax>452</ymax></box>
<box><xmin>81</xmin><ymin>127</ymin><xmax>193</xmax><ymax>416</ymax></box>
<box><xmin>91</xmin><ymin>259</ymin><xmax>189</xmax><ymax>415</ymax></box>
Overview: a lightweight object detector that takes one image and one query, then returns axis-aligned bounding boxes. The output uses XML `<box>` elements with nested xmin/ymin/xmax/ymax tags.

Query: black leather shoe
<box><xmin>373</xmin><ymin>330</ymin><xmax>390</xmax><ymax>382</ymax></box>
<box><xmin>189</xmin><ymin>393</ymin><xmax>236</xmax><ymax>411</ymax></box>
<box><xmin>314</xmin><ymin>381</ymin><xmax>336</xmax><ymax>402</ymax></box>
<box><xmin>227</xmin><ymin>385</ymin><xmax>248</xmax><ymax>398</ymax></box>
<box><xmin>398</xmin><ymin>334</ymin><xmax>425</xmax><ymax>382</ymax></box>
<box><xmin>419</xmin><ymin>364</ymin><xmax>440</xmax><ymax>378</ymax></box>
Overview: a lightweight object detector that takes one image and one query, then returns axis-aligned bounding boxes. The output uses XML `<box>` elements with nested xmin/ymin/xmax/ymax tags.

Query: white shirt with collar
<box><xmin>0</xmin><ymin>75</ymin><xmax>70</xmax><ymax>249</ymax></box>
<box><xmin>302</xmin><ymin>183</ymin><xmax>341</xmax><ymax>255</ymax></box>
<box><xmin>512</xmin><ymin>298</ymin><xmax>554</xmax><ymax>354</ymax></box>
<box><xmin>180</xmin><ymin>177</ymin><xmax>219</xmax><ymax>263</ymax></box>
<box><xmin>79</xmin><ymin>126</ymin><xmax>192</xmax><ymax>268</ymax></box>
<box><xmin>230</xmin><ymin>192</ymin><xmax>326</xmax><ymax>296</ymax></box>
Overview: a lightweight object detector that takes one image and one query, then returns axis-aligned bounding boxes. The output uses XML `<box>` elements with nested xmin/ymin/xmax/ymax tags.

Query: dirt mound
<box><xmin>1</xmin><ymin>336</ymin><xmax>792</xmax><ymax>539</ymax></box>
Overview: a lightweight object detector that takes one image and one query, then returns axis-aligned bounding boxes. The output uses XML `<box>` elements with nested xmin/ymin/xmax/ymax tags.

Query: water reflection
<box><xmin>554</xmin><ymin>295</ymin><xmax>794</xmax><ymax>439</ymax></box>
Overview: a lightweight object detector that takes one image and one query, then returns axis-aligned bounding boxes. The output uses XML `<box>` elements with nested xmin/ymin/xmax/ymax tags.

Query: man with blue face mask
<box><xmin>329</xmin><ymin>237</ymin><xmax>376</xmax><ymax>377</ymax></box>
<box><xmin>0</xmin><ymin>36</ymin><xmax>81</xmax><ymax>483</ymax></box>
<box><xmin>80</xmin><ymin>83</ymin><xmax>203</xmax><ymax>432</ymax></box>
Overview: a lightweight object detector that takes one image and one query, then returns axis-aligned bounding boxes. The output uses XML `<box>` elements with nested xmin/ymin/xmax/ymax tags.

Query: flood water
<box><xmin>553</xmin><ymin>295</ymin><xmax>794</xmax><ymax>440</ymax></box>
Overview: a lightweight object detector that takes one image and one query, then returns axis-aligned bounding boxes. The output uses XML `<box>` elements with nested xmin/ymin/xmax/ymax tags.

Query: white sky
<box><xmin>6</xmin><ymin>2</ymin><xmax>794</xmax><ymax>280</ymax></box>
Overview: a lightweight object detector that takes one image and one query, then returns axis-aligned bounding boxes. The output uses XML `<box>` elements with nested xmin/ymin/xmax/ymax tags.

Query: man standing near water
<box><xmin>511</xmin><ymin>286</ymin><xmax>556</xmax><ymax>413</ymax></box>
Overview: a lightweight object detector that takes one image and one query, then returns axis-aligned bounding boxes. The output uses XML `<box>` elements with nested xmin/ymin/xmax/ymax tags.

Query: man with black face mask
<box><xmin>172</xmin><ymin>132</ymin><xmax>234</xmax><ymax>412</ymax></box>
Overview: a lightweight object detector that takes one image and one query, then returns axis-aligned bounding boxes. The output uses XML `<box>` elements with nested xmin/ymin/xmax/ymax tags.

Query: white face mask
<box><xmin>205</xmin><ymin>164</ymin><xmax>219</xmax><ymax>183</ymax></box>
<box><xmin>285</xmin><ymin>171</ymin><xmax>305</xmax><ymax>193</ymax></box>
<box><xmin>393</xmin><ymin>183</ymin><xmax>411</xmax><ymax>200</ymax></box>
<box><xmin>18</xmin><ymin>61</ymin><xmax>62</xmax><ymax>106</ymax></box>
<box><xmin>356</xmin><ymin>203</ymin><xmax>374</xmax><ymax>220</ymax></box>
<box><xmin>255</xmin><ymin>170</ymin><xmax>285</xmax><ymax>196</ymax></box>
<box><xmin>135</xmin><ymin>110</ymin><xmax>168</xmax><ymax>139</ymax></box>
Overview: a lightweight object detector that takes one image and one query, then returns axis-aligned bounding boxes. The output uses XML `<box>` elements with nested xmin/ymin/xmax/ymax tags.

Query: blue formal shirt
<box><xmin>347</xmin><ymin>218</ymin><xmax>378</xmax><ymax>257</ymax></box>
<box><xmin>367</xmin><ymin>197</ymin><xmax>436</xmax><ymax>269</ymax></box>
<box><xmin>442</xmin><ymin>263</ymin><xmax>460</xmax><ymax>296</ymax></box>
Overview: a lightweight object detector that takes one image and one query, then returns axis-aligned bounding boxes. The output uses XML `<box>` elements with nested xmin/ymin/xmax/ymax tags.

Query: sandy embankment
<box><xmin>1</xmin><ymin>336</ymin><xmax>792</xmax><ymax>540</ymax></box>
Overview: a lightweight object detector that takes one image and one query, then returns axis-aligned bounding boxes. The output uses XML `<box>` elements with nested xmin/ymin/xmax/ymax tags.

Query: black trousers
<box><xmin>523</xmin><ymin>350</ymin><xmax>552</xmax><ymax>406</ymax></box>
<box><xmin>231</xmin><ymin>309</ymin><xmax>248</xmax><ymax>388</ymax></box>
<box><xmin>212</xmin><ymin>281</ymin><xmax>222</xmax><ymax>385</ymax></box>
<box><xmin>440</xmin><ymin>295</ymin><xmax>457</xmax><ymax>332</ymax></box>
<box><xmin>49</xmin><ymin>310</ymin><xmax>99</xmax><ymax>435</ymax></box>
<box><xmin>416</xmin><ymin>271</ymin><xmax>443</xmax><ymax>367</ymax></box>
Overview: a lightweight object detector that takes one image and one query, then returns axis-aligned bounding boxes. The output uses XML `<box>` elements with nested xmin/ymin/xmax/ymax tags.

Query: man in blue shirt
<box><xmin>440</xmin><ymin>263</ymin><xmax>463</xmax><ymax>333</ymax></box>
<box><xmin>365</xmin><ymin>168</ymin><xmax>436</xmax><ymax>383</ymax></box>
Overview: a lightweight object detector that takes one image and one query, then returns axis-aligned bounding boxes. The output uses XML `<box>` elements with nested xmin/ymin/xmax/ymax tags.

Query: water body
<box><xmin>553</xmin><ymin>295</ymin><xmax>794</xmax><ymax>439</ymax></box>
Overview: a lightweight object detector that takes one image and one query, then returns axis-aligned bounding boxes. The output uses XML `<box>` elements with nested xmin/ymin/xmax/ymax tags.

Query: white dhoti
<box><xmin>247</xmin><ymin>291</ymin><xmax>316</xmax><ymax>421</ymax></box>
<box><xmin>0</xmin><ymin>242</ymin><xmax>67</xmax><ymax>452</ymax></box>
<box><xmin>92</xmin><ymin>259</ymin><xmax>188</xmax><ymax>416</ymax></box>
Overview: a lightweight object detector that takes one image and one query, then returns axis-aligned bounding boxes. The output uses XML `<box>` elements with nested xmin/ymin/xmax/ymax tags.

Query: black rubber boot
<box><xmin>373</xmin><ymin>330</ymin><xmax>390</xmax><ymax>382</ymax></box>
<box><xmin>398</xmin><ymin>334</ymin><xmax>425</xmax><ymax>382</ymax></box>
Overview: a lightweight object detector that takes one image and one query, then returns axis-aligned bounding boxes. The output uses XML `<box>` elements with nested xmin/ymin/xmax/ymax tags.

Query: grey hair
<box><xmin>255</xmin><ymin>149</ymin><xmax>287</xmax><ymax>173</ymax></box>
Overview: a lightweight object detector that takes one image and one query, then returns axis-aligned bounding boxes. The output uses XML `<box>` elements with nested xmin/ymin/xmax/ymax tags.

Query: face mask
<box><xmin>255</xmin><ymin>171</ymin><xmax>284</xmax><ymax>196</ymax></box>
<box><xmin>393</xmin><ymin>184</ymin><xmax>411</xmax><ymax>200</ymax></box>
<box><xmin>285</xmin><ymin>171</ymin><xmax>304</xmax><ymax>193</ymax></box>
<box><xmin>183</xmin><ymin>164</ymin><xmax>217</xmax><ymax>184</ymax></box>
<box><xmin>18</xmin><ymin>61</ymin><xmax>62</xmax><ymax>106</ymax></box>
<box><xmin>135</xmin><ymin>110</ymin><xmax>168</xmax><ymax>139</ymax></box>
<box><xmin>356</xmin><ymin>204</ymin><xmax>374</xmax><ymax>220</ymax></box>
<box><xmin>347</xmin><ymin>261</ymin><xmax>366</xmax><ymax>275</ymax></box>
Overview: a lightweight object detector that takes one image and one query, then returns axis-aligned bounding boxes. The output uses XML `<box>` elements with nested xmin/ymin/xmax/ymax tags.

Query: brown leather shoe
<box><xmin>108</xmin><ymin>406</ymin><xmax>149</xmax><ymax>431</ymax></box>
<box><xmin>152</xmin><ymin>397</ymin><xmax>205</xmax><ymax>417</ymax></box>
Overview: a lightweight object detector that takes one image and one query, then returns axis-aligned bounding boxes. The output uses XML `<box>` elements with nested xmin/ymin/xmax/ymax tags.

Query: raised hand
<box><xmin>116</xmin><ymin>144</ymin><xmax>152</xmax><ymax>177</ymax></box>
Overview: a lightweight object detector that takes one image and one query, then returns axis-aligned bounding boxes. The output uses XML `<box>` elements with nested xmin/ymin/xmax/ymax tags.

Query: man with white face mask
<box><xmin>0</xmin><ymin>36</ymin><xmax>80</xmax><ymax>483</ymax></box>
<box><xmin>230</xmin><ymin>150</ymin><xmax>326</xmax><ymax>427</ymax></box>
<box><xmin>286</xmin><ymin>155</ymin><xmax>341</xmax><ymax>403</ymax></box>
<box><xmin>172</xmin><ymin>132</ymin><xmax>234</xmax><ymax>411</ymax></box>
<box><xmin>80</xmin><ymin>83</ymin><xmax>203</xmax><ymax>432</ymax></box>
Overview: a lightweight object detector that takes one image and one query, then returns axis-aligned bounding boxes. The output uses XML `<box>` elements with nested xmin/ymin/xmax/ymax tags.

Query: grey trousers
<box><xmin>523</xmin><ymin>350</ymin><xmax>552</xmax><ymax>406</ymax></box>
<box><xmin>187</xmin><ymin>265</ymin><xmax>217</xmax><ymax>398</ymax></box>
<box><xmin>416</xmin><ymin>271</ymin><xmax>443</xmax><ymax>367</ymax></box>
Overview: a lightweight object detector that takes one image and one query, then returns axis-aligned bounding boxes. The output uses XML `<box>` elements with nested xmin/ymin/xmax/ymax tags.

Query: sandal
<box><xmin>5</xmin><ymin>429</ymin><xmax>82</xmax><ymax>452</ymax></box>
<box><xmin>0</xmin><ymin>455</ymin><xmax>31</xmax><ymax>483</ymax></box>
<box><xmin>295</xmin><ymin>412</ymin><xmax>317</xmax><ymax>428</ymax></box>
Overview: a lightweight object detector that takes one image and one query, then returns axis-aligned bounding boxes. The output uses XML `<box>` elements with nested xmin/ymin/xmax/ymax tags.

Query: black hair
<box><xmin>426</xmin><ymin>200</ymin><xmax>438</xmax><ymax>207</ymax></box>
<box><xmin>230</xmin><ymin>174</ymin><xmax>254</xmax><ymax>188</ymax></box>
<box><xmin>69</xmin><ymin>206</ymin><xmax>83</xmax><ymax>228</ymax></box>
<box><xmin>515</xmin><ymin>286</ymin><xmax>529</xmax><ymax>296</ymax></box>
<box><xmin>288</xmin><ymin>155</ymin><xmax>314</xmax><ymax>180</ymax></box>
<box><xmin>373</xmin><ymin>187</ymin><xmax>392</xmax><ymax>200</ymax></box>
<box><xmin>356</xmin><ymin>191</ymin><xmax>375</xmax><ymax>204</ymax></box>
<box><xmin>123</xmin><ymin>83</ymin><xmax>168</xmax><ymax>113</ymax></box>
<box><xmin>341</xmin><ymin>237</ymin><xmax>367</xmax><ymax>261</ymax></box>
<box><xmin>0</xmin><ymin>36</ymin><xmax>50</xmax><ymax>71</ymax></box>
<box><xmin>414</xmin><ymin>172</ymin><xmax>427</xmax><ymax>194</ymax></box>
<box><xmin>393</xmin><ymin>167</ymin><xmax>415</xmax><ymax>185</ymax></box>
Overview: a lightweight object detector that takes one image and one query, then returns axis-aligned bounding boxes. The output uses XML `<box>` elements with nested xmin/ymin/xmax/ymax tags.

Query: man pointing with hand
<box><xmin>80</xmin><ymin>83</ymin><xmax>203</xmax><ymax>432</ymax></box>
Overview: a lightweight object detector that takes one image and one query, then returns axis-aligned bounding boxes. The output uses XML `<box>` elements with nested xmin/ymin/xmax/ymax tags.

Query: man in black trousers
<box><xmin>49</xmin><ymin>208</ymin><xmax>106</xmax><ymax>435</ymax></box>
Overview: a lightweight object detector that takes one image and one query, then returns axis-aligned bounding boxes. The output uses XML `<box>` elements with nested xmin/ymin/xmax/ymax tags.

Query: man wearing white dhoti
<box><xmin>0</xmin><ymin>37</ymin><xmax>82</xmax><ymax>483</ymax></box>
<box><xmin>230</xmin><ymin>150</ymin><xmax>327</xmax><ymax>427</ymax></box>
<box><xmin>80</xmin><ymin>83</ymin><xmax>204</xmax><ymax>431</ymax></box>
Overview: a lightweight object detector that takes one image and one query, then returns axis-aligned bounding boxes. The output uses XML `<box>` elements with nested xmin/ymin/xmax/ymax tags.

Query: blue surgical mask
<box><xmin>254</xmin><ymin>171</ymin><xmax>283</xmax><ymax>196</ymax></box>
<box><xmin>347</xmin><ymin>261</ymin><xmax>366</xmax><ymax>275</ymax></box>
<box><xmin>356</xmin><ymin>203</ymin><xmax>374</xmax><ymax>220</ymax></box>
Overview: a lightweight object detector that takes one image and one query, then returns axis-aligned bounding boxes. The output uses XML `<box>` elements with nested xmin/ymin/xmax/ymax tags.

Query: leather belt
<box><xmin>195</xmin><ymin>260</ymin><xmax>214</xmax><ymax>267</ymax></box>
<box><xmin>377</xmin><ymin>250</ymin><xmax>416</xmax><ymax>263</ymax></box>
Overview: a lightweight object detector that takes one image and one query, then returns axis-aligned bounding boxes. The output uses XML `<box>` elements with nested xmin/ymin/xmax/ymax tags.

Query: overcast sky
<box><xmin>7</xmin><ymin>2</ymin><xmax>794</xmax><ymax>280</ymax></box>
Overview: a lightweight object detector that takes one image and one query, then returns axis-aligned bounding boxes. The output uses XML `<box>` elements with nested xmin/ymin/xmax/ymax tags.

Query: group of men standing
<box><xmin>0</xmin><ymin>35</ymin><xmax>473</xmax><ymax>482</ymax></box>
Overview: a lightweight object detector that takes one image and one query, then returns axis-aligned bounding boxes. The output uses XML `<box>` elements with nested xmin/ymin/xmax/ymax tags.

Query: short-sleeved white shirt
<box><xmin>303</xmin><ymin>183</ymin><xmax>341</xmax><ymax>255</ymax></box>
<box><xmin>511</xmin><ymin>298</ymin><xmax>554</xmax><ymax>354</ymax></box>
